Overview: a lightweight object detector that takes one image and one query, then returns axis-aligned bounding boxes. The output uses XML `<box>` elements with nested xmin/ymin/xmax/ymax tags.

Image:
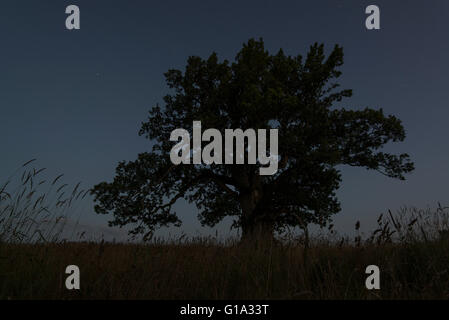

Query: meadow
<box><xmin>1</xmin><ymin>161</ymin><xmax>449</xmax><ymax>300</ymax></box>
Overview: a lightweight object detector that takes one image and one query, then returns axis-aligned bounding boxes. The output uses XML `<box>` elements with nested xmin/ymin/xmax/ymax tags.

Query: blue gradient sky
<box><xmin>1</xmin><ymin>0</ymin><xmax>449</xmax><ymax>240</ymax></box>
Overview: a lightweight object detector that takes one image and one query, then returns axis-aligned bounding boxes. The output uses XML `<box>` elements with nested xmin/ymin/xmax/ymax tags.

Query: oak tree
<box><xmin>91</xmin><ymin>39</ymin><xmax>414</xmax><ymax>241</ymax></box>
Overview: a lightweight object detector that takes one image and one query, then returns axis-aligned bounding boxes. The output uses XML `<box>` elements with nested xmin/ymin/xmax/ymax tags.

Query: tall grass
<box><xmin>0</xmin><ymin>159</ymin><xmax>87</xmax><ymax>243</ymax></box>
<box><xmin>1</xmin><ymin>161</ymin><xmax>449</xmax><ymax>299</ymax></box>
<box><xmin>1</xmin><ymin>228</ymin><xmax>448</xmax><ymax>299</ymax></box>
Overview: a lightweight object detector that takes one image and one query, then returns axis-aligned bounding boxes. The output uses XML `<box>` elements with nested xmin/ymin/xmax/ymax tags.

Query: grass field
<box><xmin>1</xmin><ymin>234</ymin><xmax>449</xmax><ymax>299</ymax></box>
<box><xmin>1</xmin><ymin>161</ymin><xmax>449</xmax><ymax>300</ymax></box>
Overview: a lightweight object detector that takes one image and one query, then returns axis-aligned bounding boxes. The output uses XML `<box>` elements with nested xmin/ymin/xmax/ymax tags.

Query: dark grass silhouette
<box><xmin>1</xmin><ymin>225</ymin><xmax>449</xmax><ymax>299</ymax></box>
<box><xmin>1</xmin><ymin>166</ymin><xmax>449</xmax><ymax>300</ymax></box>
<box><xmin>0</xmin><ymin>160</ymin><xmax>88</xmax><ymax>244</ymax></box>
<box><xmin>1</xmin><ymin>161</ymin><xmax>448</xmax><ymax>300</ymax></box>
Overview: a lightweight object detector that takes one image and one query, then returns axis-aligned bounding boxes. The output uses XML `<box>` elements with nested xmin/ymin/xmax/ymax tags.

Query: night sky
<box><xmin>1</xmin><ymin>0</ymin><xmax>449</xmax><ymax>240</ymax></box>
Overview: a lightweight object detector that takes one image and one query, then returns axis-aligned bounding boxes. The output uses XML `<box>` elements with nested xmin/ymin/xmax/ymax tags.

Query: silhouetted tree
<box><xmin>91</xmin><ymin>39</ymin><xmax>414</xmax><ymax>242</ymax></box>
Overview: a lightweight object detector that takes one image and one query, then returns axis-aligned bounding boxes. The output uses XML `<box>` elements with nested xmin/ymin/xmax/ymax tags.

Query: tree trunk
<box><xmin>239</xmin><ymin>189</ymin><xmax>275</xmax><ymax>244</ymax></box>
<box><xmin>233</xmin><ymin>169</ymin><xmax>275</xmax><ymax>244</ymax></box>
<box><xmin>241</xmin><ymin>220</ymin><xmax>275</xmax><ymax>243</ymax></box>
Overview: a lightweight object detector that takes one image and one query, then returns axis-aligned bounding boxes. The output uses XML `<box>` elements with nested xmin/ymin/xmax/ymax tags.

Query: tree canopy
<box><xmin>91</xmin><ymin>38</ymin><xmax>414</xmax><ymax>241</ymax></box>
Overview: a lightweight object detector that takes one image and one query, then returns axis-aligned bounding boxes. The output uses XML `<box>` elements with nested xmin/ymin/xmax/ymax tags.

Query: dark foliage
<box><xmin>91</xmin><ymin>38</ymin><xmax>414</xmax><ymax>240</ymax></box>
